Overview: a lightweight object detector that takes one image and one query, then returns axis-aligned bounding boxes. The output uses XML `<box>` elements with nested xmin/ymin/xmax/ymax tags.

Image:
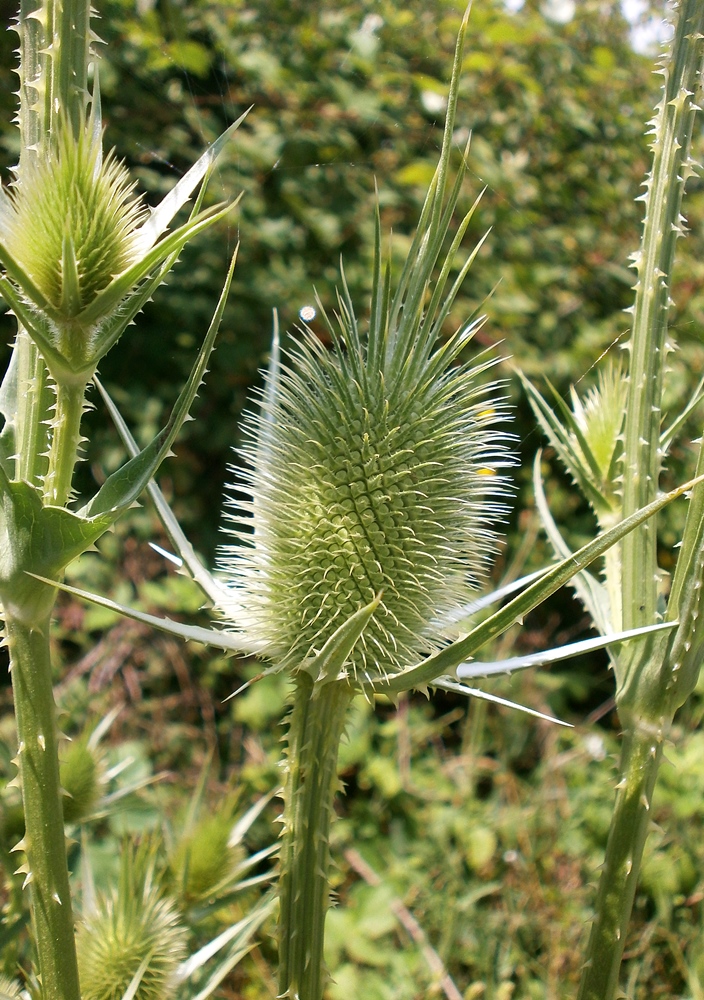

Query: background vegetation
<box><xmin>2</xmin><ymin>0</ymin><xmax>704</xmax><ymax>996</ymax></box>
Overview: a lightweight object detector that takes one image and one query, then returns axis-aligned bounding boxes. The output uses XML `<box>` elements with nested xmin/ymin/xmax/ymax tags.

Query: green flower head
<box><xmin>0</xmin><ymin>126</ymin><xmax>145</xmax><ymax>318</ymax></box>
<box><xmin>220</xmin><ymin>315</ymin><xmax>510</xmax><ymax>685</ymax></box>
<box><xmin>218</xmin><ymin>7</ymin><xmax>511</xmax><ymax>688</ymax></box>
<box><xmin>77</xmin><ymin>840</ymin><xmax>187</xmax><ymax>1000</ymax></box>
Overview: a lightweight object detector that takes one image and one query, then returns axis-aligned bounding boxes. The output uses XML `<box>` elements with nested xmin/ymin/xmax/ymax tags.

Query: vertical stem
<box><xmin>18</xmin><ymin>0</ymin><xmax>92</xmax><ymax>163</ymax></box>
<box><xmin>44</xmin><ymin>379</ymin><xmax>87</xmax><ymax>506</ymax></box>
<box><xmin>620</xmin><ymin>0</ymin><xmax>704</xmax><ymax>634</ymax></box>
<box><xmin>6</xmin><ymin>610</ymin><xmax>81</xmax><ymax>1000</ymax></box>
<box><xmin>15</xmin><ymin>331</ymin><xmax>52</xmax><ymax>489</ymax></box>
<box><xmin>577</xmin><ymin>719</ymin><xmax>664</xmax><ymax>1000</ymax></box>
<box><xmin>278</xmin><ymin>675</ymin><xmax>355</xmax><ymax>1000</ymax></box>
<box><xmin>18</xmin><ymin>0</ymin><xmax>45</xmax><ymax>163</ymax></box>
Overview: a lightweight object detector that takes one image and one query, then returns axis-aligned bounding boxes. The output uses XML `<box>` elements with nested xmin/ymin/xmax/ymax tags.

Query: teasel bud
<box><xmin>76</xmin><ymin>839</ymin><xmax>188</xmax><ymax>1000</ymax></box>
<box><xmin>59</xmin><ymin>735</ymin><xmax>103</xmax><ymax>824</ymax></box>
<box><xmin>169</xmin><ymin>805</ymin><xmax>242</xmax><ymax>904</ymax></box>
<box><xmin>0</xmin><ymin>125</ymin><xmax>145</xmax><ymax>321</ymax></box>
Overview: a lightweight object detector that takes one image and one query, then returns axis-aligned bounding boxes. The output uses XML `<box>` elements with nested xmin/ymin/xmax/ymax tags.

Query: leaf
<box><xmin>373</xmin><ymin>469</ymin><xmax>704</xmax><ymax>694</ymax></box>
<box><xmin>532</xmin><ymin>451</ymin><xmax>613</xmax><ymax>636</ymax></box>
<box><xmin>94</xmin><ymin>376</ymin><xmax>230</xmax><ymax>609</ymax></box>
<box><xmin>175</xmin><ymin>895</ymin><xmax>276</xmax><ymax>983</ymax></box>
<box><xmin>28</xmin><ymin>573</ymin><xmax>263</xmax><ymax>655</ymax></box>
<box><xmin>661</xmin><ymin>371</ymin><xmax>704</xmax><ymax>452</ymax></box>
<box><xmin>82</xmin><ymin>246</ymin><xmax>238</xmax><ymax>520</ymax></box>
<box><xmin>0</xmin><ymin>276</ymin><xmax>73</xmax><ymax>379</ymax></box>
<box><xmin>456</xmin><ymin>621</ymin><xmax>677</xmax><ymax>681</ymax></box>
<box><xmin>297</xmin><ymin>592</ymin><xmax>383</xmax><ymax>690</ymax></box>
<box><xmin>0</xmin><ymin>472</ymin><xmax>114</xmax><ymax>613</ymax></box>
<box><xmin>437</xmin><ymin>567</ymin><xmax>548</xmax><ymax>627</ymax></box>
<box><xmin>432</xmin><ymin>677</ymin><xmax>572</xmax><ymax>726</ymax></box>
<box><xmin>131</xmin><ymin>109</ymin><xmax>250</xmax><ymax>258</ymax></box>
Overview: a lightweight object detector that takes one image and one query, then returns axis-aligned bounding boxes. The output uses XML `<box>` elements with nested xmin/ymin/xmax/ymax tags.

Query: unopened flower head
<box><xmin>77</xmin><ymin>841</ymin><xmax>187</xmax><ymax>1000</ymax></box>
<box><xmin>219</xmin><ymin>315</ymin><xmax>511</xmax><ymax>685</ymax></box>
<box><xmin>0</xmin><ymin>127</ymin><xmax>145</xmax><ymax>317</ymax></box>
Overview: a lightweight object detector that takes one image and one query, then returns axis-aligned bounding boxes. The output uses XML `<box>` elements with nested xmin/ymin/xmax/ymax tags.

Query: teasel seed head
<box><xmin>169</xmin><ymin>806</ymin><xmax>242</xmax><ymax>904</ymax></box>
<box><xmin>219</xmin><ymin>308</ymin><xmax>510</xmax><ymax>685</ymax></box>
<box><xmin>59</xmin><ymin>735</ymin><xmax>103</xmax><ymax>824</ymax></box>
<box><xmin>0</xmin><ymin>124</ymin><xmax>144</xmax><ymax>319</ymax></box>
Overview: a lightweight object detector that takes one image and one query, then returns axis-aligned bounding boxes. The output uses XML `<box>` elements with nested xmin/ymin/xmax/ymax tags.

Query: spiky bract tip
<box><xmin>219</xmin><ymin>321</ymin><xmax>510</xmax><ymax>685</ymax></box>
<box><xmin>0</xmin><ymin>126</ymin><xmax>144</xmax><ymax>317</ymax></box>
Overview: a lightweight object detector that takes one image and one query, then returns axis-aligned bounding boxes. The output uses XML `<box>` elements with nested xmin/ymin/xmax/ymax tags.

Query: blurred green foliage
<box><xmin>3</xmin><ymin>0</ymin><xmax>704</xmax><ymax>996</ymax></box>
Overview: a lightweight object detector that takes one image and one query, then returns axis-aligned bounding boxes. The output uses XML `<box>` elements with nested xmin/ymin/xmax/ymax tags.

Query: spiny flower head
<box><xmin>76</xmin><ymin>839</ymin><xmax>188</xmax><ymax>1000</ymax></box>
<box><xmin>169</xmin><ymin>804</ymin><xmax>243</xmax><ymax>904</ymax></box>
<box><xmin>220</xmin><ymin>316</ymin><xmax>509</xmax><ymax>684</ymax></box>
<box><xmin>569</xmin><ymin>360</ymin><xmax>626</xmax><ymax>489</ymax></box>
<box><xmin>218</xmin><ymin>6</ymin><xmax>510</xmax><ymax>688</ymax></box>
<box><xmin>0</xmin><ymin>126</ymin><xmax>144</xmax><ymax>317</ymax></box>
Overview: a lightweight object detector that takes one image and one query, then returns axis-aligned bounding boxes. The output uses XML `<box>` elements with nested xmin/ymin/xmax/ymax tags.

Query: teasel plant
<box><xmin>4</xmin><ymin>0</ymin><xmax>704</xmax><ymax>997</ymax></box>
<box><xmin>523</xmin><ymin>3</ymin><xmax>704</xmax><ymax>997</ymax></box>
<box><xmin>0</xmin><ymin>0</ymin><xmax>283</xmax><ymax>997</ymax></box>
<box><xmin>34</xmin><ymin>4</ymin><xmax>704</xmax><ymax>999</ymax></box>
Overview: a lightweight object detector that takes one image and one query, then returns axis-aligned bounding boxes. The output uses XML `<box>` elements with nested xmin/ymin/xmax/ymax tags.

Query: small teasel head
<box><xmin>59</xmin><ymin>734</ymin><xmax>103</xmax><ymax>824</ymax></box>
<box><xmin>568</xmin><ymin>359</ymin><xmax>626</xmax><ymax>509</ymax></box>
<box><xmin>77</xmin><ymin>837</ymin><xmax>187</xmax><ymax>1000</ymax></box>
<box><xmin>0</xmin><ymin>123</ymin><xmax>145</xmax><ymax>320</ymax></box>
<box><xmin>169</xmin><ymin>801</ymin><xmax>243</xmax><ymax>904</ymax></box>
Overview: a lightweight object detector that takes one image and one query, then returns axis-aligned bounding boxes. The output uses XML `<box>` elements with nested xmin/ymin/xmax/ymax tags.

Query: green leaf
<box><xmin>374</xmin><ymin>469</ymin><xmax>704</xmax><ymax>694</ymax></box>
<box><xmin>132</xmin><ymin>109</ymin><xmax>250</xmax><ymax>258</ymax></box>
<box><xmin>94</xmin><ymin>376</ymin><xmax>229</xmax><ymax>608</ymax></box>
<box><xmin>0</xmin><ymin>276</ymin><xmax>73</xmax><ymax>379</ymax></box>
<box><xmin>532</xmin><ymin>451</ymin><xmax>613</xmax><ymax>636</ymax></box>
<box><xmin>297</xmin><ymin>592</ymin><xmax>383</xmax><ymax>689</ymax></box>
<box><xmin>28</xmin><ymin>572</ymin><xmax>262</xmax><ymax>655</ymax></box>
<box><xmin>456</xmin><ymin>622</ymin><xmax>676</xmax><ymax>681</ymax></box>
<box><xmin>82</xmin><ymin>246</ymin><xmax>238</xmax><ymax>519</ymax></box>
<box><xmin>434</xmin><ymin>676</ymin><xmax>571</xmax><ymax>725</ymax></box>
<box><xmin>0</xmin><ymin>471</ymin><xmax>113</xmax><ymax>616</ymax></box>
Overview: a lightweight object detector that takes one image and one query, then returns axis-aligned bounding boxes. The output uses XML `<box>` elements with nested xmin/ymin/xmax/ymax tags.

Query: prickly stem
<box><xmin>620</xmin><ymin>0</ymin><xmax>704</xmax><ymax>643</ymax></box>
<box><xmin>15</xmin><ymin>330</ymin><xmax>52</xmax><ymax>489</ymax></box>
<box><xmin>577</xmin><ymin>719</ymin><xmax>664</xmax><ymax>1000</ymax></box>
<box><xmin>44</xmin><ymin>378</ymin><xmax>89</xmax><ymax>506</ymax></box>
<box><xmin>5</xmin><ymin>611</ymin><xmax>80</xmax><ymax>1000</ymax></box>
<box><xmin>278</xmin><ymin>675</ymin><xmax>355</xmax><ymax>1000</ymax></box>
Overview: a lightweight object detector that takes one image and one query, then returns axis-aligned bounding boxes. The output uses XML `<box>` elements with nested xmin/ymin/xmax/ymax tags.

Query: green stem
<box><xmin>18</xmin><ymin>0</ymin><xmax>92</xmax><ymax>161</ymax></box>
<box><xmin>620</xmin><ymin>0</ymin><xmax>704</xmax><ymax>635</ymax></box>
<box><xmin>577</xmin><ymin>716</ymin><xmax>665</xmax><ymax>1000</ymax></box>
<box><xmin>278</xmin><ymin>675</ymin><xmax>355</xmax><ymax>1000</ymax></box>
<box><xmin>6</xmin><ymin>610</ymin><xmax>80</xmax><ymax>1000</ymax></box>
<box><xmin>44</xmin><ymin>379</ymin><xmax>87</xmax><ymax>506</ymax></box>
<box><xmin>16</xmin><ymin>331</ymin><xmax>52</xmax><ymax>489</ymax></box>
